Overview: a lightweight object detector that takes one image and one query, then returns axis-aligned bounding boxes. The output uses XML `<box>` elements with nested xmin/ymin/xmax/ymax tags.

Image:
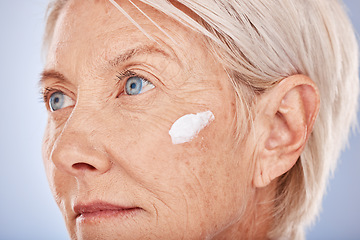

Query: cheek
<box><xmin>109</xmin><ymin>105</ymin><xmax>249</xmax><ymax>224</ymax></box>
<box><xmin>42</xmin><ymin>120</ymin><xmax>76</xmax><ymax>207</ymax></box>
<box><xmin>42</xmin><ymin>122</ymin><xmax>57</xmax><ymax>181</ymax></box>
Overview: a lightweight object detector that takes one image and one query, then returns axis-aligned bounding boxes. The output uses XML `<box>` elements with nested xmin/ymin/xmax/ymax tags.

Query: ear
<box><xmin>253</xmin><ymin>75</ymin><xmax>320</xmax><ymax>188</ymax></box>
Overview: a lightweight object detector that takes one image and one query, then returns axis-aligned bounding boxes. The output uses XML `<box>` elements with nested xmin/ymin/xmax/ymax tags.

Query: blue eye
<box><xmin>125</xmin><ymin>76</ymin><xmax>155</xmax><ymax>95</ymax></box>
<box><xmin>49</xmin><ymin>91</ymin><xmax>75</xmax><ymax>111</ymax></box>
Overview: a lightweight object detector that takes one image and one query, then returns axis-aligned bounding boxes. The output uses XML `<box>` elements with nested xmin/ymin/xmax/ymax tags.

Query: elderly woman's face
<box><xmin>42</xmin><ymin>0</ymin><xmax>255</xmax><ymax>239</ymax></box>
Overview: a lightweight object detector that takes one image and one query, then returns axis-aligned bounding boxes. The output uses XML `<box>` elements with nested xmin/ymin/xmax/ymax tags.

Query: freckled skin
<box><xmin>42</xmin><ymin>0</ymin><xmax>263</xmax><ymax>239</ymax></box>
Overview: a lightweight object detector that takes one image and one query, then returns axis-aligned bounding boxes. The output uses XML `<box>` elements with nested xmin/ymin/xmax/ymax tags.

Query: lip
<box><xmin>74</xmin><ymin>201</ymin><xmax>142</xmax><ymax>223</ymax></box>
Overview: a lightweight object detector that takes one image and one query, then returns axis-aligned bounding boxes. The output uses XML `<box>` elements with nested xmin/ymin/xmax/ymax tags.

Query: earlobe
<box><xmin>253</xmin><ymin>75</ymin><xmax>320</xmax><ymax>188</ymax></box>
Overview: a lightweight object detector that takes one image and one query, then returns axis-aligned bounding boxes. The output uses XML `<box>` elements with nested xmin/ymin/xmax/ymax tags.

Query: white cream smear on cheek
<box><xmin>169</xmin><ymin>111</ymin><xmax>215</xmax><ymax>145</ymax></box>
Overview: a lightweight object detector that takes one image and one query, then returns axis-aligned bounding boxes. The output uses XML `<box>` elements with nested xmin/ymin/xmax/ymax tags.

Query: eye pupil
<box><xmin>130</xmin><ymin>83</ymin><xmax>137</xmax><ymax>89</ymax></box>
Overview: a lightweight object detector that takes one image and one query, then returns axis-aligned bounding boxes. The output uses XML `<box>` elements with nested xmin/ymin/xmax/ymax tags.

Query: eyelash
<box><xmin>40</xmin><ymin>87</ymin><xmax>58</xmax><ymax>104</ymax></box>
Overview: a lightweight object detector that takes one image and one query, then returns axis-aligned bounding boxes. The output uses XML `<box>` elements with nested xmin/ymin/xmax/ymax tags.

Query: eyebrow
<box><xmin>108</xmin><ymin>44</ymin><xmax>177</xmax><ymax>67</ymax></box>
<box><xmin>39</xmin><ymin>70</ymin><xmax>69</xmax><ymax>86</ymax></box>
<box><xmin>39</xmin><ymin>44</ymin><xmax>179</xmax><ymax>85</ymax></box>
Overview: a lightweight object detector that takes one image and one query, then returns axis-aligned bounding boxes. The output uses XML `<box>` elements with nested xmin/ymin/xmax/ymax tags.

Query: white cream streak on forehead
<box><xmin>169</xmin><ymin>111</ymin><xmax>215</xmax><ymax>145</ymax></box>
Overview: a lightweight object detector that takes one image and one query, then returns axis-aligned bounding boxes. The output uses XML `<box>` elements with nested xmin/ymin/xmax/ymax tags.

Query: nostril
<box><xmin>72</xmin><ymin>163</ymin><xmax>97</xmax><ymax>171</ymax></box>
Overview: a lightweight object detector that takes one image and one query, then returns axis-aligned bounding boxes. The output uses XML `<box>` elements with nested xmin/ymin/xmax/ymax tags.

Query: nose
<box><xmin>49</xmin><ymin>112</ymin><xmax>112</xmax><ymax>176</ymax></box>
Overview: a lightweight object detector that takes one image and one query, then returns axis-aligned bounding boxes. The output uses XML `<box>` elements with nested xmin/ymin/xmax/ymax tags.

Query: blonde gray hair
<box><xmin>44</xmin><ymin>0</ymin><xmax>359</xmax><ymax>239</ymax></box>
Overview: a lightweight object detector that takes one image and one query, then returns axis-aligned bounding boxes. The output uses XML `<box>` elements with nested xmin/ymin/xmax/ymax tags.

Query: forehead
<box><xmin>59</xmin><ymin>0</ymin><xmax>155</xmax><ymax>40</ymax></box>
<box><xmin>48</xmin><ymin>0</ymin><xmax>207</xmax><ymax>67</ymax></box>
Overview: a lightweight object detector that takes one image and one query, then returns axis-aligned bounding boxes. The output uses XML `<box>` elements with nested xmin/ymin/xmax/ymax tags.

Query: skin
<box><xmin>41</xmin><ymin>0</ymin><xmax>320</xmax><ymax>239</ymax></box>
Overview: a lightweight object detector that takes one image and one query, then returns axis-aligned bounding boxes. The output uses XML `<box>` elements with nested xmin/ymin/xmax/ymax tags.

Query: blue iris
<box><xmin>49</xmin><ymin>92</ymin><xmax>65</xmax><ymax>111</ymax></box>
<box><xmin>125</xmin><ymin>76</ymin><xmax>144</xmax><ymax>95</ymax></box>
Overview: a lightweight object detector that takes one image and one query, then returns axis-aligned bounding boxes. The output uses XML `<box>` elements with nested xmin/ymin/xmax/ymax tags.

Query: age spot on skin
<box><xmin>169</xmin><ymin>111</ymin><xmax>215</xmax><ymax>145</ymax></box>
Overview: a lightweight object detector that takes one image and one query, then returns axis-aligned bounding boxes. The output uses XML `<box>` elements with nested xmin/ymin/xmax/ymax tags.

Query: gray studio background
<box><xmin>0</xmin><ymin>0</ymin><xmax>359</xmax><ymax>239</ymax></box>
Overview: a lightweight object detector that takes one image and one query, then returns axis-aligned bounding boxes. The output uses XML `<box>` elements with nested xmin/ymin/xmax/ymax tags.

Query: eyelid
<box><xmin>116</xmin><ymin>69</ymin><xmax>148</xmax><ymax>82</ymax></box>
<box><xmin>116</xmin><ymin>64</ymin><xmax>167</xmax><ymax>87</ymax></box>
